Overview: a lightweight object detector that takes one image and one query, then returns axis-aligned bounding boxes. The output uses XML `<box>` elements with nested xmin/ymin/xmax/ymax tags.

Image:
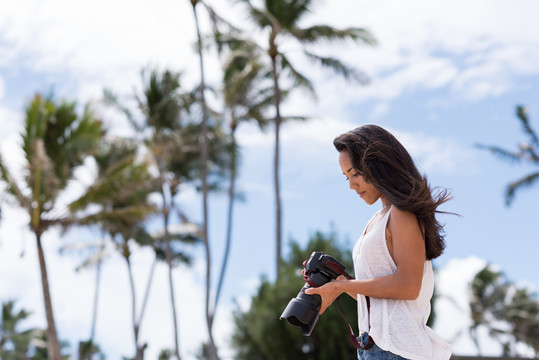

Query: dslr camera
<box><xmin>279</xmin><ymin>251</ymin><xmax>351</xmax><ymax>336</ymax></box>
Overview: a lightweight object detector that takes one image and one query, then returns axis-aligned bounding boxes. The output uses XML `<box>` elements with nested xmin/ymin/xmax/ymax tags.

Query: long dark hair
<box><xmin>333</xmin><ymin>124</ymin><xmax>452</xmax><ymax>260</ymax></box>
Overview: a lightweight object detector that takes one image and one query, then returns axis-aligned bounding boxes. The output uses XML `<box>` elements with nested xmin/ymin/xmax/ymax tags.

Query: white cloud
<box><xmin>0</xmin><ymin>0</ymin><xmax>202</xmax><ymax>103</ymax></box>
<box><xmin>304</xmin><ymin>0</ymin><xmax>539</xmax><ymax>105</ymax></box>
<box><xmin>3</xmin><ymin>0</ymin><xmax>539</xmax><ymax>115</ymax></box>
<box><xmin>393</xmin><ymin>128</ymin><xmax>478</xmax><ymax>175</ymax></box>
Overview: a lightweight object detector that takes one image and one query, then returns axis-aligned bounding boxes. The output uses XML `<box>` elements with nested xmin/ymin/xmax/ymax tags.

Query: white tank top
<box><xmin>352</xmin><ymin>206</ymin><xmax>452</xmax><ymax>360</ymax></box>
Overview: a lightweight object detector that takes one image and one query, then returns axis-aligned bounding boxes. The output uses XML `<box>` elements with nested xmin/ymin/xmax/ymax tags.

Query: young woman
<box><xmin>305</xmin><ymin>125</ymin><xmax>452</xmax><ymax>360</ymax></box>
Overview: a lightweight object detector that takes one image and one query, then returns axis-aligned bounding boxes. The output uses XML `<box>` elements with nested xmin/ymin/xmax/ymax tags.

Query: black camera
<box><xmin>280</xmin><ymin>251</ymin><xmax>350</xmax><ymax>336</ymax></box>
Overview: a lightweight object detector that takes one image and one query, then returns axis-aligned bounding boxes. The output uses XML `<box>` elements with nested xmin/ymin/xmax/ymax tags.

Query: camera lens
<box><xmin>279</xmin><ymin>285</ymin><xmax>321</xmax><ymax>336</ymax></box>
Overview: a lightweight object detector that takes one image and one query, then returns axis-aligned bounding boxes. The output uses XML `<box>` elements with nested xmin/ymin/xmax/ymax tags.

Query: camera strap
<box><xmin>326</xmin><ymin>263</ymin><xmax>366</xmax><ymax>348</ymax></box>
<box><xmin>326</xmin><ymin>260</ymin><xmax>354</xmax><ymax>280</ymax></box>
<box><xmin>301</xmin><ymin>252</ymin><xmax>374</xmax><ymax>349</ymax></box>
<box><xmin>335</xmin><ymin>296</ymin><xmax>374</xmax><ymax>350</ymax></box>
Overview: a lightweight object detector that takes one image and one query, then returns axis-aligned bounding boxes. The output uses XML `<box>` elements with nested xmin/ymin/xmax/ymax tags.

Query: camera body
<box><xmin>279</xmin><ymin>251</ymin><xmax>349</xmax><ymax>336</ymax></box>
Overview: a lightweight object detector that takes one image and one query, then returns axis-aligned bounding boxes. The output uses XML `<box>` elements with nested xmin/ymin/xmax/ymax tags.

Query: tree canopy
<box><xmin>232</xmin><ymin>231</ymin><xmax>358</xmax><ymax>360</ymax></box>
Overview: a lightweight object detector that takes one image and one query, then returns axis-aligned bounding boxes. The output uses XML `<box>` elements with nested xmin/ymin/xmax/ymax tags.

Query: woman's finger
<box><xmin>304</xmin><ymin>287</ymin><xmax>318</xmax><ymax>295</ymax></box>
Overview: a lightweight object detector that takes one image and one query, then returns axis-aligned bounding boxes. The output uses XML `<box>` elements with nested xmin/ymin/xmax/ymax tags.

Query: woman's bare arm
<box><xmin>306</xmin><ymin>208</ymin><xmax>425</xmax><ymax>314</ymax></box>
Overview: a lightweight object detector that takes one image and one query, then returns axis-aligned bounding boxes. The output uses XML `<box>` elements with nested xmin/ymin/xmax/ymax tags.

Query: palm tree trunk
<box><xmin>134</xmin><ymin>255</ymin><xmax>155</xmax><ymax>360</ymax></box>
<box><xmin>78</xmin><ymin>248</ymin><xmax>104</xmax><ymax>359</ymax></box>
<box><xmin>191</xmin><ymin>1</ymin><xmax>218</xmax><ymax>359</ymax></box>
<box><xmin>168</xmin><ymin>262</ymin><xmax>180</xmax><ymax>360</ymax></box>
<box><xmin>470</xmin><ymin>327</ymin><xmax>482</xmax><ymax>355</ymax></box>
<box><xmin>90</xmin><ymin>242</ymin><xmax>104</xmax><ymax>341</ymax></box>
<box><xmin>124</xmin><ymin>247</ymin><xmax>155</xmax><ymax>360</ymax></box>
<box><xmin>160</xmin><ymin>191</ymin><xmax>181</xmax><ymax>360</ymax></box>
<box><xmin>214</xmin><ymin>129</ymin><xmax>237</xmax><ymax>317</ymax></box>
<box><xmin>125</xmin><ymin>256</ymin><xmax>142</xmax><ymax>359</ymax></box>
<box><xmin>270</xmin><ymin>49</ymin><xmax>283</xmax><ymax>280</ymax></box>
<box><xmin>35</xmin><ymin>232</ymin><xmax>62</xmax><ymax>360</ymax></box>
<box><xmin>137</xmin><ymin>256</ymin><xmax>157</xmax><ymax>331</ymax></box>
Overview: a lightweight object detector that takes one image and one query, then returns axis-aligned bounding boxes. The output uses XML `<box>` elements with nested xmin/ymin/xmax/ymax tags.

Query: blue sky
<box><xmin>1</xmin><ymin>0</ymin><xmax>539</xmax><ymax>359</ymax></box>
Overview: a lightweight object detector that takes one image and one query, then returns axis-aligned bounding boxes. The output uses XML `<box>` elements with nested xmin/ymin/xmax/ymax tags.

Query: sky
<box><xmin>1</xmin><ymin>0</ymin><xmax>539</xmax><ymax>359</ymax></box>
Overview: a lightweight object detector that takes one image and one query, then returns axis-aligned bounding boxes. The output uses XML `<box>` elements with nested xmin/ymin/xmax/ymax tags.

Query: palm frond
<box><xmin>516</xmin><ymin>105</ymin><xmax>539</xmax><ymax>148</ymax></box>
<box><xmin>139</xmin><ymin>69</ymin><xmax>183</xmax><ymax>131</ymax></box>
<box><xmin>61</xmin><ymin>103</ymin><xmax>103</xmax><ymax>165</ymax></box>
<box><xmin>25</xmin><ymin>95</ymin><xmax>103</xmax><ymax>198</ymax></box>
<box><xmin>132</xmin><ymin>225</ymin><xmax>155</xmax><ymax>247</ymax></box>
<box><xmin>153</xmin><ymin>245</ymin><xmax>193</xmax><ymax>266</ymax></box>
<box><xmin>27</xmin><ymin>138</ymin><xmax>59</xmax><ymax>211</ymax></box>
<box><xmin>303</xmin><ymin>50</ymin><xmax>369</xmax><ymax>84</ymax></box>
<box><xmin>203</xmin><ymin>2</ymin><xmax>240</xmax><ymax>33</ymax></box>
<box><xmin>210</xmin><ymin>33</ymin><xmax>251</xmax><ymax>57</ymax></box>
<box><xmin>70</xmin><ymin>160</ymin><xmax>155</xmax><ymax>212</ymax></box>
<box><xmin>224</xmin><ymin>61</ymin><xmax>262</xmax><ymax>105</ymax></box>
<box><xmin>282</xmin><ymin>115</ymin><xmax>308</xmax><ymax>123</ymax></box>
<box><xmin>70</xmin><ymin>135</ymin><xmax>156</xmax><ymax>216</ymax></box>
<box><xmin>158</xmin><ymin>232</ymin><xmax>201</xmax><ymax>245</ymax></box>
<box><xmin>74</xmin><ymin>205</ymin><xmax>157</xmax><ymax>228</ymax></box>
<box><xmin>202</xmin><ymin>2</ymin><xmax>241</xmax><ymax>55</ymax></box>
<box><xmin>74</xmin><ymin>247</ymin><xmax>110</xmax><ymax>272</ymax></box>
<box><xmin>221</xmin><ymin>36</ymin><xmax>273</xmax><ymax>131</ymax></box>
<box><xmin>505</xmin><ymin>171</ymin><xmax>539</xmax><ymax>206</ymax></box>
<box><xmin>280</xmin><ymin>53</ymin><xmax>315</xmax><ymax>97</ymax></box>
<box><xmin>0</xmin><ymin>154</ymin><xmax>32</xmax><ymax>211</ymax></box>
<box><xmin>475</xmin><ymin>143</ymin><xmax>524</xmax><ymax>163</ymax></box>
<box><xmin>293</xmin><ymin>25</ymin><xmax>377</xmax><ymax>46</ymax></box>
<box><xmin>236</xmin><ymin>0</ymin><xmax>273</xmax><ymax>28</ymax></box>
<box><xmin>103</xmin><ymin>88</ymin><xmax>140</xmax><ymax>132</ymax></box>
<box><xmin>285</xmin><ymin>0</ymin><xmax>312</xmax><ymax>25</ymax></box>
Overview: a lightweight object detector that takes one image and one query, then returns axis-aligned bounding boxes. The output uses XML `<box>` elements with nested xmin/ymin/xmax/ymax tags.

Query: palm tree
<box><xmin>77</xmin><ymin>339</ymin><xmax>105</xmax><ymax>360</ymax></box>
<box><xmin>137</xmin><ymin>68</ymin><xmax>196</xmax><ymax>360</ymax></box>
<box><xmin>214</xmin><ymin>36</ymin><xmax>273</xmax><ymax>319</ymax></box>
<box><xmin>0</xmin><ymin>300</ymin><xmax>72</xmax><ymax>360</ymax></box>
<box><xmin>68</xmin><ymin>137</ymin><xmax>157</xmax><ymax>360</ymax></box>
<box><xmin>503</xmin><ymin>287</ymin><xmax>539</xmax><ymax>356</ymax></box>
<box><xmin>0</xmin><ymin>300</ymin><xmax>39</xmax><ymax>359</ymax></box>
<box><xmin>187</xmin><ymin>2</ymin><xmax>242</xmax><ymax>357</ymax></box>
<box><xmin>469</xmin><ymin>264</ymin><xmax>539</xmax><ymax>356</ymax></box>
<box><xmin>477</xmin><ymin>105</ymin><xmax>539</xmax><ymax>205</ymax></box>
<box><xmin>468</xmin><ymin>265</ymin><xmax>509</xmax><ymax>355</ymax></box>
<box><xmin>237</xmin><ymin>0</ymin><xmax>376</xmax><ymax>278</ymax></box>
<box><xmin>188</xmin><ymin>1</ymin><xmax>217</xmax><ymax>357</ymax></box>
<box><xmin>106</xmin><ymin>67</ymin><xmax>230</xmax><ymax>359</ymax></box>
<box><xmin>61</xmin><ymin>137</ymin><xmax>158</xmax><ymax>359</ymax></box>
<box><xmin>59</xmin><ymin>235</ymin><xmax>109</xmax><ymax>358</ymax></box>
<box><xmin>0</xmin><ymin>94</ymin><xmax>103</xmax><ymax>360</ymax></box>
<box><xmin>105</xmin><ymin>69</ymin><xmax>193</xmax><ymax>359</ymax></box>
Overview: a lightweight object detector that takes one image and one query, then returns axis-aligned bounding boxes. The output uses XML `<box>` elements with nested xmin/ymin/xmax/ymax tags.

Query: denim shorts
<box><xmin>357</xmin><ymin>332</ymin><xmax>408</xmax><ymax>360</ymax></box>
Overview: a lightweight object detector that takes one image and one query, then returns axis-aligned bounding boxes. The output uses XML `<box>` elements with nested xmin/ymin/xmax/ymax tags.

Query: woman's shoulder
<box><xmin>388</xmin><ymin>206</ymin><xmax>419</xmax><ymax>230</ymax></box>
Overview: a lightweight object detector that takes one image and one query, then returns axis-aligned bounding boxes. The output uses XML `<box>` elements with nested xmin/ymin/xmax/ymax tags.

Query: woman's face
<box><xmin>338</xmin><ymin>151</ymin><xmax>385</xmax><ymax>206</ymax></box>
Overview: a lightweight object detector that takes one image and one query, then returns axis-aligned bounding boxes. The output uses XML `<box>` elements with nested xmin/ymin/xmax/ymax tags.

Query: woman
<box><xmin>305</xmin><ymin>125</ymin><xmax>452</xmax><ymax>359</ymax></box>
